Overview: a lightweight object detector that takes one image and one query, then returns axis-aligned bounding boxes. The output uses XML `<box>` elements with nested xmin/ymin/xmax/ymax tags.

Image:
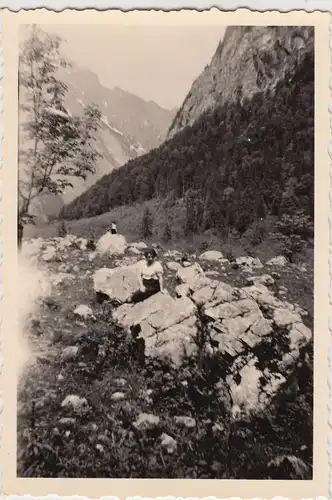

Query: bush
<box><xmin>162</xmin><ymin>223</ymin><xmax>172</xmax><ymax>242</ymax></box>
<box><xmin>141</xmin><ymin>206</ymin><xmax>153</xmax><ymax>239</ymax></box>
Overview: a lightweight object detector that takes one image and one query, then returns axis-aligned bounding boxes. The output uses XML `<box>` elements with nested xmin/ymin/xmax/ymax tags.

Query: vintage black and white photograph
<box><xmin>16</xmin><ymin>18</ymin><xmax>316</xmax><ymax>481</ymax></box>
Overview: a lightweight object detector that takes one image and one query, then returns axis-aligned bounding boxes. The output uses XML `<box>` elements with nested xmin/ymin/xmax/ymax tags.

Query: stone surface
<box><xmin>266</xmin><ymin>255</ymin><xmax>288</xmax><ymax>267</ymax></box>
<box><xmin>236</xmin><ymin>256</ymin><xmax>264</xmax><ymax>271</ymax></box>
<box><xmin>175</xmin><ymin>283</ymin><xmax>190</xmax><ymax>298</ymax></box>
<box><xmin>96</xmin><ymin>233</ymin><xmax>127</xmax><ymax>257</ymax></box>
<box><xmin>174</xmin><ymin>416</ymin><xmax>196</xmax><ymax>428</ymax></box>
<box><xmin>41</xmin><ymin>246</ymin><xmax>58</xmax><ymax>262</ymax></box>
<box><xmin>130</xmin><ymin>242</ymin><xmax>148</xmax><ymax>250</ymax></box>
<box><xmin>176</xmin><ymin>263</ymin><xmax>205</xmax><ymax>288</ymax></box>
<box><xmin>113</xmin><ymin>293</ymin><xmax>197</xmax><ymax>365</ymax></box>
<box><xmin>133</xmin><ymin>413</ymin><xmax>160</xmax><ymax>430</ymax></box>
<box><xmin>199</xmin><ymin>250</ymin><xmax>224</xmax><ymax>262</ymax></box>
<box><xmin>110</xmin><ymin>392</ymin><xmax>126</xmax><ymax>402</ymax></box>
<box><xmin>73</xmin><ymin>304</ymin><xmax>94</xmax><ymax>319</ymax></box>
<box><xmin>246</xmin><ymin>274</ymin><xmax>275</xmax><ymax>287</ymax></box>
<box><xmin>160</xmin><ymin>433</ymin><xmax>177</xmax><ymax>453</ymax></box>
<box><xmin>167</xmin><ymin>261</ymin><xmax>182</xmax><ymax>271</ymax></box>
<box><xmin>61</xmin><ymin>346</ymin><xmax>79</xmax><ymax>361</ymax></box>
<box><xmin>93</xmin><ymin>265</ymin><xmax>141</xmax><ymax>303</ymax></box>
<box><xmin>61</xmin><ymin>395</ymin><xmax>89</xmax><ymax>413</ymax></box>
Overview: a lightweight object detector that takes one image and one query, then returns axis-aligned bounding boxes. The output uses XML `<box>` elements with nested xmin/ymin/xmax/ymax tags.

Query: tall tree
<box><xmin>18</xmin><ymin>25</ymin><xmax>101</xmax><ymax>247</ymax></box>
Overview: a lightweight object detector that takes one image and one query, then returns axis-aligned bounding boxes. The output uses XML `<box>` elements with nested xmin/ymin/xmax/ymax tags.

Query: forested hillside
<box><xmin>62</xmin><ymin>49</ymin><xmax>314</xmax><ymax>249</ymax></box>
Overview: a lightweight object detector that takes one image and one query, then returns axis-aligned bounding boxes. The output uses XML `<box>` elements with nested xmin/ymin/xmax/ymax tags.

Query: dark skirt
<box><xmin>131</xmin><ymin>278</ymin><xmax>160</xmax><ymax>304</ymax></box>
<box><xmin>111</xmin><ymin>229</ymin><xmax>117</xmax><ymax>235</ymax></box>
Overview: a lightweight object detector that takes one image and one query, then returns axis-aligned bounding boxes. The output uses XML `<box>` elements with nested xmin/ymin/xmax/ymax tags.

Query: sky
<box><xmin>20</xmin><ymin>24</ymin><xmax>225</xmax><ymax>109</ymax></box>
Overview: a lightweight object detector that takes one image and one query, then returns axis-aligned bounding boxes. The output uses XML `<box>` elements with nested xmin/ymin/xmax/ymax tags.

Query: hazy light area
<box><xmin>20</xmin><ymin>24</ymin><xmax>225</xmax><ymax>109</ymax></box>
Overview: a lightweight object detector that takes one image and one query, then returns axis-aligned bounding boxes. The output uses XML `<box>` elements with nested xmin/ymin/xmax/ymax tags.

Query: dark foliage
<box><xmin>17</xmin><ymin>313</ymin><xmax>313</xmax><ymax>479</ymax></box>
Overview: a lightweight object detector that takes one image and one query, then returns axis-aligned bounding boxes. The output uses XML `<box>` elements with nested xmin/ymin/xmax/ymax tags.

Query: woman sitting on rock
<box><xmin>130</xmin><ymin>248</ymin><xmax>165</xmax><ymax>303</ymax></box>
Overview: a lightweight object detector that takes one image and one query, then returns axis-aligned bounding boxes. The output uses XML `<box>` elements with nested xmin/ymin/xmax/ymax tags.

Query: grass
<box><xmin>17</xmin><ymin>236</ymin><xmax>313</xmax><ymax>479</ymax></box>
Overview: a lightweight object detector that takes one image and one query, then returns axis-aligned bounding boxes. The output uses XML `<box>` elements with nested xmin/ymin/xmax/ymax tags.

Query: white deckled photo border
<box><xmin>0</xmin><ymin>5</ymin><xmax>330</xmax><ymax>500</ymax></box>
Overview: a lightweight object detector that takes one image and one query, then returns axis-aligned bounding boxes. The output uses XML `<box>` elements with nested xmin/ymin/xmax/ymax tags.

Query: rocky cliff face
<box><xmin>167</xmin><ymin>26</ymin><xmax>314</xmax><ymax>139</ymax></box>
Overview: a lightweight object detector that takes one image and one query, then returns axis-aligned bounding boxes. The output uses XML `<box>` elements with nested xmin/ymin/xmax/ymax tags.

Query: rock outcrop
<box><xmin>168</xmin><ymin>26</ymin><xmax>314</xmax><ymax>138</ymax></box>
<box><xmin>113</xmin><ymin>293</ymin><xmax>198</xmax><ymax>365</ymax></box>
<box><xmin>96</xmin><ymin>233</ymin><xmax>127</xmax><ymax>257</ymax></box>
<box><xmin>93</xmin><ymin>265</ymin><xmax>141</xmax><ymax>304</ymax></box>
<box><xmin>22</xmin><ymin>235</ymin><xmax>312</xmax><ymax>421</ymax></box>
<box><xmin>111</xmin><ymin>260</ymin><xmax>311</xmax><ymax>420</ymax></box>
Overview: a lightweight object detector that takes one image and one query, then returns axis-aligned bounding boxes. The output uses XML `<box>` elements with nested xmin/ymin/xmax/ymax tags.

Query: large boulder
<box><xmin>93</xmin><ymin>251</ymin><xmax>312</xmax><ymax>418</ymax></box>
<box><xmin>266</xmin><ymin>255</ymin><xmax>288</xmax><ymax>267</ymax></box>
<box><xmin>93</xmin><ymin>265</ymin><xmax>141</xmax><ymax>304</ymax></box>
<box><xmin>199</xmin><ymin>250</ymin><xmax>224</xmax><ymax>262</ymax></box>
<box><xmin>130</xmin><ymin>242</ymin><xmax>148</xmax><ymax>250</ymax></box>
<box><xmin>236</xmin><ymin>256</ymin><xmax>264</xmax><ymax>272</ymax></box>
<box><xmin>176</xmin><ymin>263</ymin><xmax>206</xmax><ymax>288</ymax></box>
<box><xmin>96</xmin><ymin>233</ymin><xmax>127</xmax><ymax>257</ymax></box>
<box><xmin>113</xmin><ymin>293</ymin><xmax>197</xmax><ymax>366</ymax></box>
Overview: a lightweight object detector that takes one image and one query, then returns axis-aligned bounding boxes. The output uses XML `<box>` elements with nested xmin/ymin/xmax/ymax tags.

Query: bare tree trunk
<box><xmin>17</xmin><ymin>216</ymin><xmax>24</xmax><ymax>251</ymax></box>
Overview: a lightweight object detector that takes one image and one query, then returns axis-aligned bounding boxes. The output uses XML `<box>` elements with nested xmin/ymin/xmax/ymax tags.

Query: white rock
<box><xmin>130</xmin><ymin>242</ymin><xmax>148</xmax><ymax>250</ymax></box>
<box><xmin>61</xmin><ymin>346</ymin><xmax>79</xmax><ymax>361</ymax></box>
<box><xmin>73</xmin><ymin>304</ymin><xmax>94</xmax><ymax>319</ymax></box>
<box><xmin>236</xmin><ymin>256</ymin><xmax>263</xmax><ymax>270</ymax></box>
<box><xmin>176</xmin><ymin>263</ymin><xmax>205</xmax><ymax>287</ymax></box>
<box><xmin>167</xmin><ymin>261</ymin><xmax>182</xmax><ymax>271</ymax></box>
<box><xmin>199</xmin><ymin>250</ymin><xmax>224</xmax><ymax>262</ymax></box>
<box><xmin>127</xmin><ymin>246</ymin><xmax>141</xmax><ymax>255</ymax></box>
<box><xmin>246</xmin><ymin>274</ymin><xmax>275</xmax><ymax>287</ymax></box>
<box><xmin>160</xmin><ymin>433</ymin><xmax>177</xmax><ymax>454</ymax></box>
<box><xmin>88</xmin><ymin>252</ymin><xmax>97</xmax><ymax>262</ymax></box>
<box><xmin>206</xmin><ymin>270</ymin><xmax>220</xmax><ymax>277</ymax></box>
<box><xmin>76</xmin><ymin>237</ymin><xmax>88</xmax><ymax>250</ymax></box>
<box><xmin>61</xmin><ymin>395</ymin><xmax>88</xmax><ymax>412</ymax></box>
<box><xmin>96</xmin><ymin>232</ymin><xmax>127</xmax><ymax>257</ymax></box>
<box><xmin>273</xmin><ymin>308</ymin><xmax>302</xmax><ymax>327</ymax></box>
<box><xmin>93</xmin><ymin>265</ymin><xmax>141</xmax><ymax>304</ymax></box>
<box><xmin>111</xmin><ymin>392</ymin><xmax>126</xmax><ymax>402</ymax></box>
<box><xmin>61</xmin><ymin>234</ymin><xmax>77</xmax><ymax>248</ymax></box>
<box><xmin>266</xmin><ymin>255</ymin><xmax>287</xmax><ymax>267</ymax></box>
<box><xmin>133</xmin><ymin>413</ymin><xmax>160</xmax><ymax>430</ymax></box>
<box><xmin>174</xmin><ymin>415</ymin><xmax>196</xmax><ymax>428</ymax></box>
<box><xmin>164</xmin><ymin>249</ymin><xmax>182</xmax><ymax>259</ymax></box>
<box><xmin>175</xmin><ymin>283</ymin><xmax>190</xmax><ymax>298</ymax></box>
<box><xmin>114</xmin><ymin>293</ymin><xmax>196</xmax><ymax>332</ymax></box>
<box><xmin>115</xmin><ymin>378</ymin><xmax>127</xmax><ymax>387</ymax></box>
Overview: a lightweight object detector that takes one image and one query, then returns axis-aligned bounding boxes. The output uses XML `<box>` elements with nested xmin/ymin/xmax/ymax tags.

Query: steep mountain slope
<box><xmin>59</xmin><ymin>66</ymin><xmax>175</xmax><ymax>203</ymax></box>
<box><xmin>168</xmin><ymin>26</ymin><xmax>313</xmax><ymax>138</ymax></box>
<box><xmin>62</xmin><ymin>26</ymin><xmax>314</xmax><ymax>251</ymax></box>
<box><xmin>62</xmin><ymin>67</ymin><xmax>174</xmax><ymax>153</ymax></box>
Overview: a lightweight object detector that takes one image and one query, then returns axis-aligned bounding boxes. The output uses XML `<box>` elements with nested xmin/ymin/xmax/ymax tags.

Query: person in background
<box><xmin>109</xmin><ymin>221</ymin><xmax>117</xmax><ymax>235</ymax></box>
<box><xmin>129</xmin><ymin>248</ymin><xmax>165</xmax><ymax>303</ymax></box>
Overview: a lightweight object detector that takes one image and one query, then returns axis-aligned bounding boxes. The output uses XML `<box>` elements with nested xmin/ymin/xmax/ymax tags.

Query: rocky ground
<box><xmin>17</xmin><ymin>233</ymin><xmax>313</xmax><ymax>479</ymax></box>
